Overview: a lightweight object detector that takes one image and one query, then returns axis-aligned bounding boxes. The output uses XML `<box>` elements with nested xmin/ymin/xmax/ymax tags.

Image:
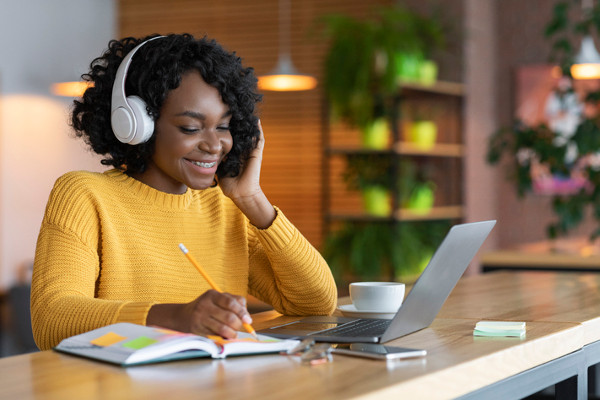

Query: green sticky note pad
<box><xmin>122</xmin><ymin>336</ymin><xmax>158</xmax><ymax>350</ymax></box>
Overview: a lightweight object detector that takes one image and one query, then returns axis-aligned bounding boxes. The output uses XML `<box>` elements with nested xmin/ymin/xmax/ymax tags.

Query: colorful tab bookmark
<box><xmin>90</xmin><ymin>332</ymin><xmax>127</xmax><ymax>347</ymax></box>
<box><xmin>122</xmin><ymin>336</ymin><xmax>158</xmax><ymax>350</ymax></box>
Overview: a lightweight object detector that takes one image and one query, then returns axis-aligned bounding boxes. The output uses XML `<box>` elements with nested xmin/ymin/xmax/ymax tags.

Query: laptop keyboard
<box><xmin>312</xmin><ymin>319</ymin><xmax>391</xmax><ymax>337</ymax></box>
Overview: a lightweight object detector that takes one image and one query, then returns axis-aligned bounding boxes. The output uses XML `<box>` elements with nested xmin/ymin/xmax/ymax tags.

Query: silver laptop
<box><xmin>259</xmin><ymin>220</ymin><xmax>496</xmax><ymax>343</ymax></box>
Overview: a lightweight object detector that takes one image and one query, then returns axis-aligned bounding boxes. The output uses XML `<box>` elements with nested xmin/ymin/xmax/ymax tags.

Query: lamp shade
<box><xmin>257</xmin><ymin>0</ymin><xmax>316</xmax><ymax>92</ymax></box>
<box><xmin>51</xmin><ymin>81</ymin><xmax>92</xmax><ymax>97</ymax></box>
<box><xmin>571</xmin><ymin>35</ymin><xmax>600</xmax><ymax>79</ymax></box>
<box><xmin>258</xmin><ymin>54</ymin><xmax>317</xmax><ymax>91</ymax></box>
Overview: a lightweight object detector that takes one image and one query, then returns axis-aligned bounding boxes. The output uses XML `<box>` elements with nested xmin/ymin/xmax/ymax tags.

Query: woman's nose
<box><xmin>198</xmin><ymin>129</ymin><xmax>222</xmax><ymax>154</ymax></box>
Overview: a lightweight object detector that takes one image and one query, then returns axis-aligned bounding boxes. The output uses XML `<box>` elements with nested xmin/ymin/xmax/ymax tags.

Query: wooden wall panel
<box><xmin>119</xmin><ymin>0</ymin><xmax>392</xmax><ymax>248</ymax></box>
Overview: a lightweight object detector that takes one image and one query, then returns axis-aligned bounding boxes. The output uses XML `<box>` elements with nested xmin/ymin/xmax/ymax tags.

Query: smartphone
<box><xmin>331</xmin><ymin>343</ymin><xmax>427</xmax><ymax>360</ymax></box>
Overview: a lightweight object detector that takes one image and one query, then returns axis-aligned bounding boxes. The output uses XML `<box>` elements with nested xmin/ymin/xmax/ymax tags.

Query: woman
<box><xmin>31</xmin><ymin>33</ymin><xmax>337</xmax><ymax>350</ymax></box>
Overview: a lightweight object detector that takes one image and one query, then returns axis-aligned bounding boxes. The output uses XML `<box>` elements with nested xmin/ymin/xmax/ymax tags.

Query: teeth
<box><xmin>192</xmin><ymin>161</ymin><xmax>216</xmax><ymax>168</ymax></box>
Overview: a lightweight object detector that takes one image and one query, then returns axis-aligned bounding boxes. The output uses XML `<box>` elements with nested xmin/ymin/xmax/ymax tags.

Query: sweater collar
<box><xmin>105</xmin><ymin>169</ymin><xmax>197</xmax><ymax>209</ymax></box>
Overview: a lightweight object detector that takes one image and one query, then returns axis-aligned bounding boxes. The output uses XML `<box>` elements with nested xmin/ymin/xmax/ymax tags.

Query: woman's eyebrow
<box><xmin>175</xmin><ymin>111</ymin><xmax>206</xmax><ymax>120</ymax></box>
<box><xmin>175</xmin><ymin>110</ymin><xmax>232</xmax><ymax>119</ymax></box>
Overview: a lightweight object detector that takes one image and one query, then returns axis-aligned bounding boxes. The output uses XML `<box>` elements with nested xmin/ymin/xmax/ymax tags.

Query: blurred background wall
<box><xmin>0</xmin><ymin>0</ymin><xmax>116</xmax><ymax>290</ymax></box>
<box><xmin>0</xmin><ymin>0</ymin><xmax>587</xmax><ymax>290</ymax></box>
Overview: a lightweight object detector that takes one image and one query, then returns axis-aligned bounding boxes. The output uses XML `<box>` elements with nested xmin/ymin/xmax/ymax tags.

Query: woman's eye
<box><xmin>217</xmin><ymin>125</ymin><xmax>230</xmax><ymax>132</ymax></box>
<box><xmin>179</xmin><ymin>127</ymin><xmax>198</xmax><ymax>134</ymax></box>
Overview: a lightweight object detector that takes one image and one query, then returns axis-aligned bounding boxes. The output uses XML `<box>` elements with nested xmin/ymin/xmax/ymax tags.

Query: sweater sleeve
<box><xmin>247</xmin><ymin>207</ymin><xmax>338</xmax><ymax>316</ymax></box>
<box><xmin>30</xmin><ymin>175</ymin><xmax>155</xmax><ymax>350</ymax></box>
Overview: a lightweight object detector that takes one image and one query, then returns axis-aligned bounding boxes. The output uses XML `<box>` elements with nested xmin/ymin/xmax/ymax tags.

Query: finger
<box><xmin>207</xmin><ymin>306</ymin><xmax>245</xmax><ymax>338</ymax></box>
<box><xmin>215</xmin><ymin>293</ymin><xmax>252</xmax><ymax>324</ymax></box>
<box><xmin>190</xmin><ymin>297</ymin><xmax>242</xmax><ymax>338</ymax></box>
<box><xmin>204</xmin><ymin>314</ymin><xmax>239</xmax><ymax>339</ymax></box>
<box><xmin>253</xmin><ymin>120</ymin><xmax>265</xmax><ymax>153</ymax></box>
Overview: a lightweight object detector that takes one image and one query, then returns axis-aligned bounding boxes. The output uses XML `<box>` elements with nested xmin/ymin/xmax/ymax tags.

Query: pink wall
<box><xmin>0</xmin><ymin>96</ymin><xmax>104</xmax><ymax>289</ymax></box>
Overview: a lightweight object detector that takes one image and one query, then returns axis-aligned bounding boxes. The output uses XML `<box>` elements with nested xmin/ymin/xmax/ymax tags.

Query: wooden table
<box><xmin>0</xmin><ymin>271</ymin><xmax>597</xmax><ymax>400</ymax></box>
<box><xmin>481</xmin><ymin>237</ymin><xmax>600</xmax><ymax>272</ymax></box>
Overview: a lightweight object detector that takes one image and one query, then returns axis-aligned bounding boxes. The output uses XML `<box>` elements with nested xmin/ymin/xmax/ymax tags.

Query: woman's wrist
<box><xmin>147</xmin><ymin>303</ymin><xmax>185</xmax><ymax>331</ymax></box>
<box><xmin>233</xmin><ymin>191</ymin><xmax>276</xmax><ymax>229</ymax></box>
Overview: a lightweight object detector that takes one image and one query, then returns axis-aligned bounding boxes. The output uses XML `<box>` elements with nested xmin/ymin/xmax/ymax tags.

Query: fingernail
<box><xmin>243</xmin><ymin>315</ymin><xmax>253</xmax><ymax>324</ymax></box>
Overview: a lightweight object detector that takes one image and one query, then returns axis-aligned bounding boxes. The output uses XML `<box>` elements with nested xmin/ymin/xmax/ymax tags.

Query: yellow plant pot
<box><xmin>418</xmin><ymin>60</ymin><xmax>438</xmax><ymax>86</ymax></box>
<box><xmin>362</xmin><ymin>186</ymin><xmax>391</xmax><ymax>216</ymax></box>
<box><xmin>361</xmin><ymin>118</ymin><xmax>390</xmax><ymax>149</ymax></box>
<box><xmin>409</xmin><ymin>121</ymin><xmax>437</xmax><ymax>150</ymax></box>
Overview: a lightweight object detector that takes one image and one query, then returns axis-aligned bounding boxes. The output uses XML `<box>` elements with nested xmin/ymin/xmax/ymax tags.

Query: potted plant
<box><xmin>319</xmin><ymin>5</ymin><xmax>446</xmax><ymax>146</ymax></box>
<box><xmin>398</xmin><ymin>160</ymin><xmax>436</xmax><ymax>214</ymax></box>
<box><xmin>401</xmin><ymin>101</ymin><xmax>442</xmax><ymax>150</ymax></box>
<box><xmin>488</xmin><ymin>1</ymin><xmax>600</xmax><ymax>239</ymax></box>
<box><xmin>342</xmin><ymin>154</ymin><xmax>394</xmax><ymax>216</ymax></box>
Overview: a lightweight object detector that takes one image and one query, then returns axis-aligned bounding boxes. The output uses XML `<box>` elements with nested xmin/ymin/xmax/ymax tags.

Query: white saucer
<box><xmin>337</xmin><ymin>304</ymin><xmax>398</xmax><ymax>319</ymax></box>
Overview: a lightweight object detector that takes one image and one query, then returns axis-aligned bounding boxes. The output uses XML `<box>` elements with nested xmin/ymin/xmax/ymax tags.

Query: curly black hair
<box><xmin>71</xmin><ymin>33</ymin><xmax>262</xmax><ymax>178</ymax></box>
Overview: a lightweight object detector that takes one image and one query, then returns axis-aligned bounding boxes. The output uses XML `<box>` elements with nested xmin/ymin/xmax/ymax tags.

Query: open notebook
<box><xmin>54</xmin><ymin>322</ymin><xmax>299</xmax><ymax>366</ymax></box>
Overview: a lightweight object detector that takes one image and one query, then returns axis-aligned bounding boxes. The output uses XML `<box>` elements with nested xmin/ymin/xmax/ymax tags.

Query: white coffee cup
<box><xmin>349</xmin><ymin>282</ymin><xmax>405</xmax><ymax>312</ymax></box>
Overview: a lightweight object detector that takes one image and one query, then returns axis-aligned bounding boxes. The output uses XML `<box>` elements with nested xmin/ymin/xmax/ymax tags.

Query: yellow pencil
<box><xmin>178</xmin><ymin>243</ymin><xmax>258</xmax><ymax>339</ymax></box>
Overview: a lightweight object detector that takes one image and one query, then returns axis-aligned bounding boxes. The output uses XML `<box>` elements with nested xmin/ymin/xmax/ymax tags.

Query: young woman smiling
<box><xmin>30</xmin><ymin>34</ymin><xmax>337</xmax><ymax>350</ymax></box>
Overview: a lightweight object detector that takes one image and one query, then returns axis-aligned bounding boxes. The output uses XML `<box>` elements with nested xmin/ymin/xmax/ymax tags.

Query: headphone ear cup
<box><xmin>126</xmin><ymin>95</ymin><xmax>154</xmax><ymax>144</ymax></box>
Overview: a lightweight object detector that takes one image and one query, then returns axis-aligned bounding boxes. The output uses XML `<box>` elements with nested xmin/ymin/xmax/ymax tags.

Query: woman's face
<box><xmin>133</xmin><ymin>70</ymin><xmax>233</xmax><ymax>194</ymax></box>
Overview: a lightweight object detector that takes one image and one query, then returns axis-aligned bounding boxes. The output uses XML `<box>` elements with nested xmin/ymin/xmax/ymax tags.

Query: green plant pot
<box><xmin>418</xmin><ymin>60</ymin><xmax>438</xmax><ymax>86</ymax></box>
<box><xmin>408</xmin><ymin>183</ymin><xmax>435</xmax><ymax>214</ymax></box>
<box><xmin>395</xmin><ymin>52</ymin><xmax>424</xmax><ymax>84</ymax></box>
<box><xmin>409</xmin><ymin>121</ymin><xmax>437</xmax><ymax>150</ymax></box>
<box><xmin>361</xmin><ymin>118</ymin><xmax>390</xmax><ymax>149</ymax></box>
<box><xmin>362</xmin><ymin>186</ymin><xmax>391</xmax><ymax>216</ymax></box>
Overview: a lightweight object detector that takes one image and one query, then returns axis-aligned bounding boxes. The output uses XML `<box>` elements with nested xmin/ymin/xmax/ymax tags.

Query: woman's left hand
<box><xmin>219</xmin><ymin>120</ymin><xmax>276</xmax><ymax>228</ymax></box>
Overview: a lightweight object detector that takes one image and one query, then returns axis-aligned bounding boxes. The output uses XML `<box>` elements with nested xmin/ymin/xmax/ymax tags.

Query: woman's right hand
<box><xmin>147</xmin><ymin>290</ymin><xmax>253</xmax><ymax>338</ymax></box>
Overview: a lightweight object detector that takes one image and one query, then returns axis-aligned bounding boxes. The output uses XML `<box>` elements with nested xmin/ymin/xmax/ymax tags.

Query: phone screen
<box><xmin>331</xmin><ymin>343</ymin><xmax>427</xmax><ymax>360</ymax></box>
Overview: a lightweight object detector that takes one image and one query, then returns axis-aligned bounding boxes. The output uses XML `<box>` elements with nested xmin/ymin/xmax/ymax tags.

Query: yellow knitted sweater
<box><xmin>31</xmin><ymin>169</ymin><xmax>337</xmax><ymax>350</ymax></box>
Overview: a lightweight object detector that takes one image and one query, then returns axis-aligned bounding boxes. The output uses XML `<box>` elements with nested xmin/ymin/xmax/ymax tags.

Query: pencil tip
<box><xmin>178</xmin><ymin>243</ymin><xmax>188</xmax><ymax>254</ymax></box>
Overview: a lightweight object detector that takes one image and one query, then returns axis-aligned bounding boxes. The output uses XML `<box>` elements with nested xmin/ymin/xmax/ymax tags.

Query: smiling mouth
<box><xmin>190</xmin><ymin>160</ymin><xmax>217</xmax><ymax>168</ymax></box>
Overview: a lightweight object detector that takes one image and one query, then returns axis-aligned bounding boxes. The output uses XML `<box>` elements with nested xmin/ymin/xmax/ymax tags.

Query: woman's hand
<box><xmin>219</xmin><ymin>120</ymin><xmax>276</xmax><ymax>228</ymax></box>
<box><xmin>147</xmin><ymin>290</ymin><xmax>253</xmax><ymax>339</ymax></box>
<box><xmin>218</xmin><ymin>120</ymin><xmax>265</xmax><ymax>203</ymax></box>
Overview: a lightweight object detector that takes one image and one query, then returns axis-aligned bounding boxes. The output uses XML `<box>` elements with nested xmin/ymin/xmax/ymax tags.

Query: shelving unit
<box><xmin>322</xmin><ymin>80</ymin><xmax>465</xmax><ymax>229</ymax></box>
<box><xmin>321</xmin><ymin>80</ymin><xmax>465</xmax><ymax>281</ymax></box>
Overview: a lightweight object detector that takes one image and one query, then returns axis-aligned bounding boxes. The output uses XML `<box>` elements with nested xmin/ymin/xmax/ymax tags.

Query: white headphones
<box><xmin>111</xmin><ymin>36</ymin><xmax>165</xmax><ymax>144</ymax></box>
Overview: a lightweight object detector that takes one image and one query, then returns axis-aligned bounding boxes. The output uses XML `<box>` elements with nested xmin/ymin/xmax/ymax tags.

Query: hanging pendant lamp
<box><xmin>571</xmin><ymin>35</ymin><xmax>600</xmax><ymax>79</ymax></box>
<box><xmin>571</xmin><ymin>0</ymin><xmax>600</xmax><ymax>79</ymax></box>
<box><xmin>51</xmin><ymin>81</ymin><xmax>92</xmax><ymax>97</ymax></box>
<box><xmin>258</xmin><ymin>0</ymin><xmax>317</xmax><ymax>91</ymax></box>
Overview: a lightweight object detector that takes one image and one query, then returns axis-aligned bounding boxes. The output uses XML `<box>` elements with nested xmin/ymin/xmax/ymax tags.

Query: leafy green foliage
<box><xmin>319</xmin><ymin>5</ymin><xmax>446</xmax><ymax>130</ymax></box>
<box><xmin>323</xmin><ymin>221</ymin><xmax>451</xmax><ymax>282</ymax></box>
<box><xmin>342</xmin><ymin>154</ymin><xmax>394</xmax><ymax>190</ymax></box>
<box><xmin>488</xmin><ymin>117</ymin><xmax>600</xmax><ymax>239</ymax></box>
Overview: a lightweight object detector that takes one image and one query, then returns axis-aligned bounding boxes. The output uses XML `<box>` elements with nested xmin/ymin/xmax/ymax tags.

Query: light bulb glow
<box><xmin>258</xmin><ymin>74</ymin><xmax>317</xmax><ymax>91</ymax></box>
<box><xmin>571</xmin><ymin>63</ymin><xmax>600</xmax><ymax>80</ymax></box>
<box><xmin>51</xmin><ymin>81</ymin><xmax>93</xmax><ymax>97</ymax></box>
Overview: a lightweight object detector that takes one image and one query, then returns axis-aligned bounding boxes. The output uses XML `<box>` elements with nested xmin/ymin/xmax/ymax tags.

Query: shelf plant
<box><xmin>342</xmin><ymin>154</ymin><xmax>394</xmax><ymax>216</ymax></box>
<box><xmin>319</xmin><ymin>5</ymin><xmax>450</xmax><ymax>281</ymax></box>
<box><xmin>319</xmin><ymin>4</ymin><xmax>446</xmax><ymax>145</ymax></box>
